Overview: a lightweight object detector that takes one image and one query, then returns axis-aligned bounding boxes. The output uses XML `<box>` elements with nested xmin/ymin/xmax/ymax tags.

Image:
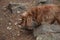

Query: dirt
<box><xmin>0</xmin><ymin>0</ymin><xmax>35</xmax><ymax>40</ymax></box>
<box><xmin>0</xmin><ymin>0</ymin><xmax>60</xmax><ymax>40</ymax></box>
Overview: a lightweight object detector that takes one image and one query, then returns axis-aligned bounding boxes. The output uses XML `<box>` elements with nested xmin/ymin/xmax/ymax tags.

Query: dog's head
<box><xmin>18</xmin><ymin>12</ymin><xmax>38</xmax><ymax>30</ymax></box>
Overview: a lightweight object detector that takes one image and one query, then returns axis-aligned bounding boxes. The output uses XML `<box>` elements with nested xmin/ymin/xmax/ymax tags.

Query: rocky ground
<box><xmin>0</xmin><ymin>0</ymin><xmax>35</xmax><ymax>40</ymax></box>
<box><xmin>0</xmin><ymin>0</ymin><xmax>60</xmax><ymax>40</ymax></box>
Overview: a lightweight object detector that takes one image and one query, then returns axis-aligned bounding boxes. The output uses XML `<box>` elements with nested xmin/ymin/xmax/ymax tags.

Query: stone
<box><xmin>36</xmin><ymin>33</ymin><xmax>60</xmax><ymax>40</ymax></box>
<box><xmin>7</xmin><ymin>26</ymin><xmax>12</xmax><ymax>30</ymax></box>
<box><xmin>33</xmin><ymin>24</ymin><xmax>60</xmax><ymax>37</ymax></box>
<box><xmin>34</xmin><ymin>0</ymin><xmax>54</xmax><ymax>6</ymax></box>
<box><xmin>6</xmin><ymin>2</ymin><xmax>28</xmax><ymax>13</ymax></box>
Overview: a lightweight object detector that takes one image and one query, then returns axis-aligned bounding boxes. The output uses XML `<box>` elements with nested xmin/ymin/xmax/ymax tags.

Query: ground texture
<box><xmin>0</xmin><ymin>0</ymin><xmax>60</xmax><ymax>40</ymax></box>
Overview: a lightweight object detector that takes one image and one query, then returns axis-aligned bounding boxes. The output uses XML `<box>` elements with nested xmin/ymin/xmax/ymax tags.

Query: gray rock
<box><xmin>33</xmin><ymin>23</ymin><xmax>60</xmax><ymax>37</ymax></box>
<box><xmin>36</xmin><ymin>33</ymin><xmax>60</xmax><ymax>40</ymax></box>
<box><xmin>7</xmin><ymin>3</ymin><xmax>28</xmax><ymax>13</ymax></box>
<box><xmin>34</xmin><ymin>0</ymin><xmax>54</xmax><ymax>6</ymax></box>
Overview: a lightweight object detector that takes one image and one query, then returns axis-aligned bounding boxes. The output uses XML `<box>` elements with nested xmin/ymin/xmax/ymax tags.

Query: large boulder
<box><xmin>33</xmin><ymin>23</ymin><xmax>60</xmax><ymax>40</ymax></box>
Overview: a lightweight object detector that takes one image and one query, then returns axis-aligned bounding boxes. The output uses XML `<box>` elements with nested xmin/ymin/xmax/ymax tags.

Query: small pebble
<box><xmin>18</xmin><ymin>19</ymin><xmax>22</xmax><ymax>21</ymax></box>
<box><xmin>17</xmin><ymin>11</ymin><xmax>20</xmax><ymax>13</ymax></box>
<box><xmin>7</xmin><ymin>26</ymin><xmax>12</xmax><ymax>30</ymax></box>
<box><xmin>9</xmin><ymin>22</ymin><xmax>11</xmax><ymax>25</ymax></box>
<box><xmin>15</xmin><ymin>22</ymin><xmax>18</xmax><ymax>25</ymax></box>
<box><xmin>17</xmin><ymin>31</ymin><xmax>20</xmax><ymax>36</ymax></box>
<box><xmin>18</xmin><ymin>25</ymin><xmax>22</xmax><ymax>28</ymax></box>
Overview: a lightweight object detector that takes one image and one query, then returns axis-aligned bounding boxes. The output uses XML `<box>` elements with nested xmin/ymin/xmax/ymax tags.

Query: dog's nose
<box><xmin>31</xmin><ymin>21</ymin><xmax>38</xmax><ymax>28</ymax></box>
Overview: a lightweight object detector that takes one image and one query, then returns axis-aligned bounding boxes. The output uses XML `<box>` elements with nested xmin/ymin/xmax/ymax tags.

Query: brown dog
<box><xmin>19</xmin><ymin>4</ymin><xmax>60</xmax><ymax>30</ymax></box>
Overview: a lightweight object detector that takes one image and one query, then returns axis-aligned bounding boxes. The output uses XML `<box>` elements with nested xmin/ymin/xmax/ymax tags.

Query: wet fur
<box><xmin>19</xmin><ymin>4</ymin><xmax>60</xmax><ymax>30</ymax></box>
